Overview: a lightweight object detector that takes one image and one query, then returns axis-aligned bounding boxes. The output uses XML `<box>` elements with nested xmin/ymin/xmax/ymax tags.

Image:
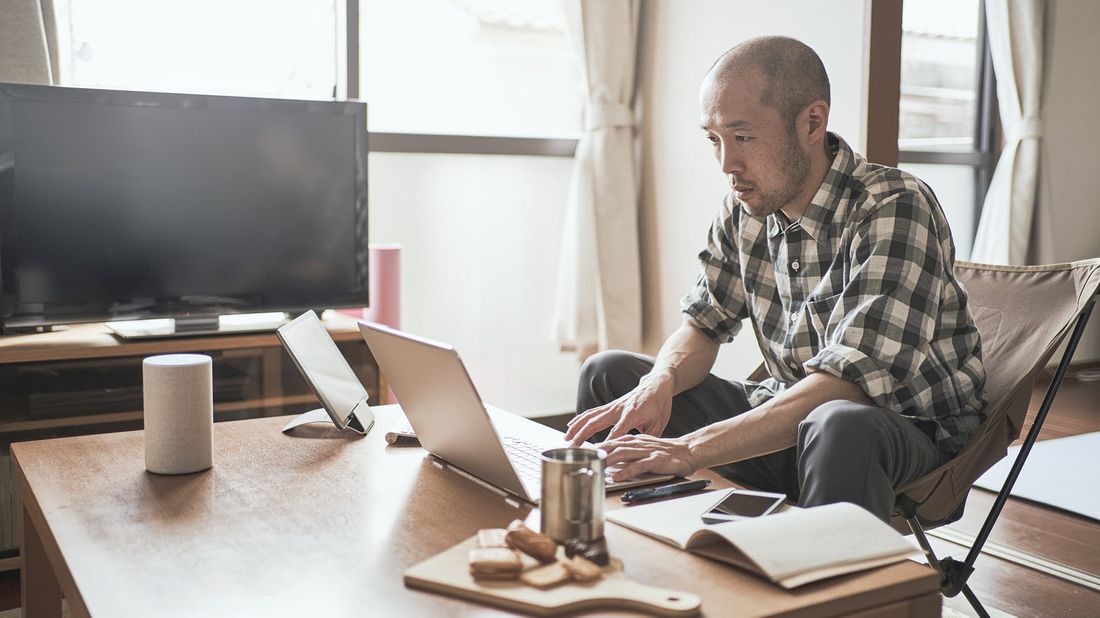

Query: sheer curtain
<box><xmin>553</xmin><ymin>0</ymin><xmax>642</xmax><ymax>357</ymax></box>
<box><xmin>0</xmin><ymin>0</ymin><xmax>59</xmax><ymax>84</ymax></box>
<box><xmin>970</xmin><ymin>0</ymin><xmax>1046</xmax><ymax>265</ymax></box>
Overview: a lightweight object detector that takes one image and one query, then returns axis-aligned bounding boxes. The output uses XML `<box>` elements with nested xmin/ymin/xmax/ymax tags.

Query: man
<box><xmin>565</xmin><ymin>36</ymin><xmax>986</xmax><ymax>522</ymax></box>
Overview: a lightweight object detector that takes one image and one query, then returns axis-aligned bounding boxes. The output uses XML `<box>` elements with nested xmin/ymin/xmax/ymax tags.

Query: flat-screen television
<box><xmin>0</xmin><ymin>83</ymin><xmax>368</xmax><ymax>337</ymax></box>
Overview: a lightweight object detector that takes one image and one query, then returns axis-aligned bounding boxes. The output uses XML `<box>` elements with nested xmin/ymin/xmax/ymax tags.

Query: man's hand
<box><xmin>600</xmin><ymin>434</ymin><xmax>696</xmax><ymax>481</ymax></box>
<box><xmin>565</xmin><ymin>373</ymin><xmax>675</xmax><ymax>446</ymax></box>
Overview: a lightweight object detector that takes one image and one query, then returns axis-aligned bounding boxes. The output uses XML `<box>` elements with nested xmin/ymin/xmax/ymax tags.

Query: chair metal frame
<box><xmin>898</xmin><ymin>297</ymin><xmax>1097</xmax><ymax>618</ymax></box>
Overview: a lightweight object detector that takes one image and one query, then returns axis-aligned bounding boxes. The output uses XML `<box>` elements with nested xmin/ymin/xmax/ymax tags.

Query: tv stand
<box><xmin>0</xmin><ymin>312</ymin><xmax>383</xmax><ymax>571</ymax></box>
<box><xmin>106</xmin><ymin>312</ymin><xmax>291</xmax><ymax>340</ymax></box>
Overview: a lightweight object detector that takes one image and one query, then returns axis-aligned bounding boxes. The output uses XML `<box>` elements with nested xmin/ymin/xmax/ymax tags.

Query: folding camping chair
<box><xmin>892</xmin><ymin>258</ymin><xmax>1100</xmax><ymax>617</ymax></box>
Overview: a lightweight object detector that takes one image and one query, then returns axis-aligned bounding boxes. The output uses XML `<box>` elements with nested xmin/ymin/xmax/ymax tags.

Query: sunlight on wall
<box><xmin>369</xmin><ymin>152</ymin><xmax>581</xmax><ymax>416</ymax></box>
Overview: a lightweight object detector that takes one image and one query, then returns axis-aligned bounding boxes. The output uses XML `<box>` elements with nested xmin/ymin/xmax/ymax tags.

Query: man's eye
<box><xmin>706</xmin><ymin>135</ymin><xmax>719</xmax><ymax>145</ymax></box>
<box><xmin>734</xmin><ymin>135</ymin><xmax>752</xmax><ymax>142</ymax></box>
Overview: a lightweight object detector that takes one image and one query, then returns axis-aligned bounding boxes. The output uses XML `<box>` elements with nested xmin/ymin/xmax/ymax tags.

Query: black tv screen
<box><xmin>0</xmin><ymin>84</ymin><xmax>368</xmax><ymax>331</ymax></box>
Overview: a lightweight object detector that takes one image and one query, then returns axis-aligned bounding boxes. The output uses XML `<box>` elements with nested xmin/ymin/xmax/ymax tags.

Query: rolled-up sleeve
<box><xmin>803</xmin><ymin>193</ymin><xmax>944</xmax><ymax>410</ymax></box>
<box><xmin>680</xmin><ymin>196</ymin><xmax>750</xmax><ymax>343</ymax></box>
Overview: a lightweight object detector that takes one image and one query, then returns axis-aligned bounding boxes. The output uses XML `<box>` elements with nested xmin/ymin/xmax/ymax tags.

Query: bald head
<box><xmin>706</xmin><ymin>36</ymin><xmax>830</xmax><ymax>129</ymax></box>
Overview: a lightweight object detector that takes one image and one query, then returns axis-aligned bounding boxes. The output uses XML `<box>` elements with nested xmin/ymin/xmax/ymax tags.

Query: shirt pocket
<box><xmin>806</xmin><ymin>292</ymin><xmax>843</xmax><ymax>347</ymax></box>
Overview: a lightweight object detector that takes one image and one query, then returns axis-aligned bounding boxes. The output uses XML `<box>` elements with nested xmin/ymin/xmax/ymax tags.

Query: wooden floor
<box><xmin>1</xmin><ymin>369</ymin><xmax>1097</xmax><ymax>616</ymax></box>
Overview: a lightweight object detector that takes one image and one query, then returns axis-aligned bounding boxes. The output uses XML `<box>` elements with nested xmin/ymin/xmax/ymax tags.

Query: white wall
<box><xmin>637</xmin><ymin>0</ymin><xmax>872</xmax><ymax>380</ymax></box>
<box><xmin>1040</xmin><ymin>0</ymin><xmax>1100</xmax><ymax>360</ymax></box>
<box><xmin>368</xmin><ymin>152</ymin><xmax>582</xmax><ymax>417</ymax></box>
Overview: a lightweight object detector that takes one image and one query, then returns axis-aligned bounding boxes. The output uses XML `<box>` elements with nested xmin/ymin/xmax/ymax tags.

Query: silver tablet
<box><xmin>276</xmin><ymin>311</ymin><xmax>373</xmax><ymax>434</ymax></box>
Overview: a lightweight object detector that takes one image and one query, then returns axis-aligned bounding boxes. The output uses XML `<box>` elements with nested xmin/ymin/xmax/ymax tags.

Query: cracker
<box><xmin>467</xmin><ymin>567</ymin><xmax>521</xmax><ymax>581</ymax></box>
<box><xmin>519</xmin><ymin>561</ymin><xmax>572</xmax><ymax>589</ymax></box>
<box><xmin>562</xmin><ymin>555</ymin><xmax>603</xmax><ymax>583</ymax></box>
<box><xmin>468</xmin><ymin>547</ymin><xmax>522</xmax><ymax>580</ymax></box>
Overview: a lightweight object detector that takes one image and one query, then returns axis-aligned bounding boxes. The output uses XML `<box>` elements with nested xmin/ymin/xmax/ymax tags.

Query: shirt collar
<box><xmin>766</xmin><ymin>132</ymin><xmax>854</xmax><ymax>241</ymax></box>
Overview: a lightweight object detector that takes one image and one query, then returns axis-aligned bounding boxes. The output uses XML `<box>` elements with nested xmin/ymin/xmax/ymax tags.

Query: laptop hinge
<box><xmin>429</xmin><ymin>455</ymin><xmax>531</xmax><ymax>508</ymax></box>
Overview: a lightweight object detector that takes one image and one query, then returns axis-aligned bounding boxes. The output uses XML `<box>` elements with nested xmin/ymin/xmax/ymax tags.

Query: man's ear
<box><xmin>803</xmin><ymin>101</ymin><xmax>830</xmax><ymax>143</ymax></box>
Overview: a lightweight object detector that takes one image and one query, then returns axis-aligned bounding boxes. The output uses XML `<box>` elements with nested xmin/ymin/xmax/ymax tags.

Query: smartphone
<box><xmin>700</xmin><ymin>489</ymin><xmax>786</xmax><ymax>524</ymax></box>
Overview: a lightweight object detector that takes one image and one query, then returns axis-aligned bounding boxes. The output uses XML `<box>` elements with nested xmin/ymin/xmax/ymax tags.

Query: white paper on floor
<box><xmin>974</xmin><ymin>431</ymin><xmax>1100</xmax><ymax>522</ymax></box>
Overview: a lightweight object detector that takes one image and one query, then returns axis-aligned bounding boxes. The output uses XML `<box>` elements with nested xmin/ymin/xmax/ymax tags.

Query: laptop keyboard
<box><xmin>502</xmin><ymin>436</ymin><xmax>544</xmax><ymax>483</ymax></box>
<box><xmin>502</xmin><ymin>436</ymin><xmax>619</xmax><ymax>486</ymax></box>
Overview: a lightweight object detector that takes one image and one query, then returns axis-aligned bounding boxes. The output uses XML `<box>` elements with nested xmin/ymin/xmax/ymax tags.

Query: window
<box><xmin>51</xmin><ymin>0</ymin><xmax>581</xmax><ymax>153</ymax></box>
<box><xmin>360</xmin><ymin>0</ymin><xmax>583</xmax><ymax>139</ymax></box>
<box><xmin>53</xmin><ymin>0</ymin><xmax>339</xmax><ymax>99</ymax></box>
<box><xmin>897</xmin><ymin>0</ymin><xmax>998</xmax><ymax>260</ymax></box>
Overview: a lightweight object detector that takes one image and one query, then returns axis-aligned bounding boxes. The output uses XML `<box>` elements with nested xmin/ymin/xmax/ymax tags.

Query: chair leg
<box><xmin>907</xmin><ymin>516</ymin><xmax>948</xmax><ymax>586</ymax></box>
<box><xmin>907</xmin><ymin>515</ymin><xmax>979</xmax><ymax>600</ymax></box>
<box><xmin>960</xmin><ymin>583</ymin><xmax>991</xmax><ymax>618</ymax></box>
<box><xmin>913</xmin><ymin>515</ymin><xmax>992</xmax><ymax>616</ymax></box>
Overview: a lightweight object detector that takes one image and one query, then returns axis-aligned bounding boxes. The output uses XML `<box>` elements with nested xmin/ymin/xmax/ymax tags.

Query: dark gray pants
<box><xmin>577</xmin><ymin>350</ymin><xmax>949</xmax><ymax>522</ymax></box>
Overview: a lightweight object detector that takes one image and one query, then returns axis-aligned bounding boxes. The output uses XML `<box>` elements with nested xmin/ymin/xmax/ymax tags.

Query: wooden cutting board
<box><xmin>404</xmin><ymin>536</ymin><xmax>702</xmax><ymax>616</ymax></box>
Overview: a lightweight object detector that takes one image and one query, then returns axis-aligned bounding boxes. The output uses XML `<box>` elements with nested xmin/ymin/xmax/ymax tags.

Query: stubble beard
<box><xmin>740</xmin><ymin>133</ymin><xmax>811</xmax><ymax>218</ymax></box>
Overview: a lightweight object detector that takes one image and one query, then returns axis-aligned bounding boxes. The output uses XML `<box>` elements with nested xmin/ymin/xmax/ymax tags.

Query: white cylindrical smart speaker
<box><xmin>143</xmin><ymin>354</ymin><xmax>214</xmax><ymax>475</ymax></box>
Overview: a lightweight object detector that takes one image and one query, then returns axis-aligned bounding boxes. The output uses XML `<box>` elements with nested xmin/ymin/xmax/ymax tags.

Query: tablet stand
<box><xmin>281</xmin><ymin>407</ymin><xmax>372</xmax><ymax>434</ymax></box>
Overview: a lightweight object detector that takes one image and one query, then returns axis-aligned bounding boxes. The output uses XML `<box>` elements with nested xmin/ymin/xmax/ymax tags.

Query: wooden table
<box><xmin>13</xmin><ymin>405</ymin><xmax>941</xmax><ymax>617</ymax></box>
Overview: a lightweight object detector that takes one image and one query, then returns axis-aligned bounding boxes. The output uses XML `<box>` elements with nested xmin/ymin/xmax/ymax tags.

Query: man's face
<box><xmin>699</xmin><ymin>70</ymin><xmax>811</xmax><ymax>218</ymax></box>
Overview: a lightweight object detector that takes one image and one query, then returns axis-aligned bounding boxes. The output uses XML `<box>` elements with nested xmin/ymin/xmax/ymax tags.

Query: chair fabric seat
<box><xmin>892</xmin><ymin>258</ymin><xmax>1100</xmax><ymax>530</ymax></box>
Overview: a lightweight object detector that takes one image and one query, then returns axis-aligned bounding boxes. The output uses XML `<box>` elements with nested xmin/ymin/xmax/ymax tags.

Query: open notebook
<box><xmin>606</xmin><ymin>491</ymin><xmax>916</xmax><ymax>589</ymax></box>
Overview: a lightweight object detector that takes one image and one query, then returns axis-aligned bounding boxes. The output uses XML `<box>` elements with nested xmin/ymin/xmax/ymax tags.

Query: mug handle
<box><xmin>565</xmin><ymin>467</ymin><xmax>596</xmax><ymax>525</ymax></box>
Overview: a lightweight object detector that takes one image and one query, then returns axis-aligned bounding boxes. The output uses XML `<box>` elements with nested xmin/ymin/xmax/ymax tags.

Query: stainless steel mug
<box><xmin>540</xmin><ymin>448</ymin><xmax>605</xmax><ymax>542</ymax></box>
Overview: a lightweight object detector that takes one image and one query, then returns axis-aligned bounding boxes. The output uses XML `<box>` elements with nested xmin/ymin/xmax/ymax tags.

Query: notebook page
<box><xmin>694</xmin><ymin>502</ymin><xmax>912</xmax><ymax>582</ymax></box>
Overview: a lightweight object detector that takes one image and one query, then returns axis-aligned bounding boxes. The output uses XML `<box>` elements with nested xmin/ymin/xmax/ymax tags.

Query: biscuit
<box><xmin>519</xmin><ymin>561</ymin><xmax>572</xmax><ymax>589</ymax></box>
<box><xmin>562</xmin><ymin>555</ymin><xmax>603</xmax><ymax>582</ymax></box>
<box><xmin>468</xmin><ymin>547</ymin><xmax>522</xmax><ymax>580</ymax></box>
<box><xmin>505</xmin><ymin>519</ymin><xmax>559</xmax><ymax>564</ymax></box>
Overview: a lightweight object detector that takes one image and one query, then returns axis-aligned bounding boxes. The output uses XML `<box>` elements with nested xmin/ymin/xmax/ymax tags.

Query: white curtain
<box><xmin>970</xmin><ymin>0</ymin><xmax>1046</xmax><ymax>265</ymax></box>
<box><xmin>554</xmin><ymin>0</ymin><xmax>642</xmax><ymax>357</ymax></box>
<box><xmin>0</xmin><ymin>0</ymin><xmax>59</xmax><ymax>84</ymax></box>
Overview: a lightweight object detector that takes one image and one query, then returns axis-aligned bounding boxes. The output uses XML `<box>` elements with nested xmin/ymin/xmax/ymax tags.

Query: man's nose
<box><xmin>720</xmin><ymin>143</ymin><xmax>743</xmax><ymax>176</ymax></box>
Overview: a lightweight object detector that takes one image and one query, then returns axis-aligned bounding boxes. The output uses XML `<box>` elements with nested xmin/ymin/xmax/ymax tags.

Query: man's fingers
<box><xmin>605</xmin><ymin>414</ymin><xmax>641</xmax><ymax>441</ymax></box>
<box><xmin>612</xmin><ymin>455</ymin><xmax>659</xmax><ymax>481</ymax></box>
<box><xmin>602</xmin><ymin>446</ymin><xmax>650</xmax><ymax>467</ymax></box>
<box><xmin>567</xmin><ymin>412</ymin><xmax>618</xmax><ymax>446</ymax></box>
<box><xmin>563</xmin><ymin>417</ymin><xmax>583</xmax><ymax>441</ymax></box>
<box><xmin>564</xmin><ymin>405</ymin><xmax>608</xmax><ymax>441</ymax></box>
<box><xmin>564</xmin><ymin>408</ymin><xmax>598</xmax><ymax>438</ymax></box>
<box><xmin>600</xmin><ymin>433</ymin><xmax>639</xmax><ymax>448</ymax></box>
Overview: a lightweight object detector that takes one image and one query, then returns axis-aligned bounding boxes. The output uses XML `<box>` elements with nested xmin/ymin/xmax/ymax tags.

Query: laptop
<box><xmin>358</xmin><ymin>321</ymin><xmax>674</xmax><ymax>505</ymax></box>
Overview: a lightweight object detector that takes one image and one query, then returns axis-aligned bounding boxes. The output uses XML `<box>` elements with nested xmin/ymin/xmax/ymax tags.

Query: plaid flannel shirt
<box><xmin>681</xmin><ymin>133</ymin><xmax>986</xmax><ymax>456</ymax></box>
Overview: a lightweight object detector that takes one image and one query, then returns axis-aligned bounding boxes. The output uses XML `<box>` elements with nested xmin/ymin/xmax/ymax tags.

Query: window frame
<box><xmin>896</xmin><ymin>0</ymin><xmax>1000</xmax><ymax>231</ymax></box>
<box><xmin>342</xmin><ymin>0</ymin><xmax>580</xmax><ymax>157</ymax></box>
